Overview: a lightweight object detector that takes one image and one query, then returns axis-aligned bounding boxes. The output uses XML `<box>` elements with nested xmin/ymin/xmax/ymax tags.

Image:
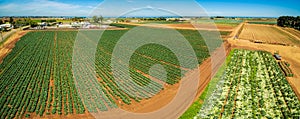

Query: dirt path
<box><xmin>228</xmin><ymin>22</ymin><xmax>245</xmax><ymax>40</ymax></box>
<box><xmin>0</xmin><ymin>29</ymin><xmax>17</xmax><ymax>42</ymax></box>
<box><xmin>0</xmin><ymin>30</ymin><xmax>29</xmax><ymax>63</ymax></box>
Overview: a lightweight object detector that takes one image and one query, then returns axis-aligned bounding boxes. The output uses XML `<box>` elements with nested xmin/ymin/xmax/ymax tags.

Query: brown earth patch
<box><xmin>165</xmin><ymin>23</ymin><xmax>234</xmax><ymax>31</ymax></box>
<box><xmin>238</xmin><ymin>24</ymin><xmax>300</xmax><ymax>46</ymax></box>
<box><xmin>119</xmin><ymin>22</ymin><xmax>233</xmax><ymax>31</ymax></box>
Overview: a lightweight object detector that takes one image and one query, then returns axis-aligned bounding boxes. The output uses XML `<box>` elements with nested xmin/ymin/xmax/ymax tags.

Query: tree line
<box><xmin>277</xmin><ymin>16</ymin><xmax>300</xmax><ymax>30</ymax></box>
<box><xmin>0</xmin><ymin>17</ymin><xmax>59</xmax><ymax>28</ymax></box>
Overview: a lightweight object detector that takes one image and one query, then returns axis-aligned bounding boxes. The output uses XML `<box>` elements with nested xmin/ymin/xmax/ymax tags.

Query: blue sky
<box><xmin>0</xmin><ymin>0</ymin><xmax>299</xmax><ymax>17</ymax></box>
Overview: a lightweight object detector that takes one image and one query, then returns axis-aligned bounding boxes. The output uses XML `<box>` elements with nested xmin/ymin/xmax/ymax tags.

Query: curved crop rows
<box><xmin>0</xmin><ymin>29</ymin><xmax>217</xmax><ymax>118</ymax></box>
<box><xmin>278</xmin><ymin>61</ymin><xmax>293</xmax><ymax>77</ymax></box>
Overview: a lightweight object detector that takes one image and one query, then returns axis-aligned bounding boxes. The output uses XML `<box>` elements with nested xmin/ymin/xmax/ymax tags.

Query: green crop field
<box><xmin>196</xmin><ymin>19</ymin><xmax>243</xmax><ymax>27</ymax></box>
<box><xmin>247</xmin><ymin>21</ymin><xmax>277</xmax><ymax>25</ymax></box>
<box><xmin>0</xmin><ymin>27</ymin><xmax>225</xmax><ymax>118</ymax></box>
<box><xmin>196</xmin><ymin>49</ymin><xmax>300</xmax><ymax>119</ymax></box>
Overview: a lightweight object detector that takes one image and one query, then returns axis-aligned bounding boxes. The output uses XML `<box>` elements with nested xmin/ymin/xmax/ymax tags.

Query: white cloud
<box><xmin>0</xmin><ymin>0</ymin><xmax>96</xmax><ymax>16</ymax></box>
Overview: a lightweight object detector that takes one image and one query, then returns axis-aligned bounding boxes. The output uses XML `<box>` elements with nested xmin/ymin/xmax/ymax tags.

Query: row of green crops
<box><xmin>278</xmin><ymin>61</ymin><xmax>293</xmax><ymax>77</ymax></box>
<box><xmin>0</xmin><ymin>31</ymin><xmax>86</xmax><ymax>119</ymax></box>
<box><xmin>197</xmin><ymin>49</ymin><xmax>300</xmax><ymax>119</ymax></box>
<box><xmin>247</xmin><ymin>21</ymin><xmax>277</xmax><ymax>25</ymax></box>
<box><xmin>0</xmin><ymin>27</ymin><xmax>223</xmax><ymax>118</ymax></box>
<box><xmin>196</xmin><ymin>19</ymin><xmax>243</xmax><ymax>26</ymax></box>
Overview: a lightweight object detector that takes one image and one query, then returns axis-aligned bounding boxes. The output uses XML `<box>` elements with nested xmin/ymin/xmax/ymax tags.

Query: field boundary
<box><xmin>275</xmin><ymin>26</ymin><xmax>300</xmax><ymax>42</ymax></box>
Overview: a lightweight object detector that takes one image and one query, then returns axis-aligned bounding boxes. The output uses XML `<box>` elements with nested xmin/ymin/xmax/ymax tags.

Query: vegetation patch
<box><xmin>0</xmin><ymin>27</ymin><xmax>224</xmax><ymax>118</ymax></box>
<box><xmin>197</xmin><ymin>49</ymin><xmax>300</xmax><ymax>118</ymax></box>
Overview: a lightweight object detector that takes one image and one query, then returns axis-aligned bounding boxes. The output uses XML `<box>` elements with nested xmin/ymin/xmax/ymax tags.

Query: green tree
<box><xmin>277</xmin><ymin>16</ymin><xmax>300</xmax><ymax>30</ymax></box>
<box><xmin>9</xmin><ymin>17</ymin><xmax>14</xmax><ymax>24</ymax></box>
<box><xmin>296</xmin><ymin>16</ymin><xmax>300</xmax><ymax>30</ymax></box>
<box><xmin>29</xmin><ymin>21</ymin><xmax>38</xmax><ymax>27</ymax></box>
<box><xmin>99</xmin><ymin>15</ymin><xmax>104</xmax><ymax>23</ymax></box>
<box><xmin>92</xmin><ymin>16</ymin><xmax>99</xmax><ymax>23</ymax></box>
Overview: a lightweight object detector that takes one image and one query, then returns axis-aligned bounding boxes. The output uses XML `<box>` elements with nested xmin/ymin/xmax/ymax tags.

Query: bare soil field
<box><xmin>165</xmin><ymin>23</ymin><xmax>234</xmax><ymax>31</ymax></box>
<box><xmin>282</xmin><ymin>27</ymin><xmax>300</xmax><ymax>39</ymax></box>
<box><xmin>239</xmin><ymin>24</ymin><xmax>300</xmax><ymax>46</ymax></box>
<box><xmin>120</xmin><ymin>23</ymin><xmax>233</xmax><ymax>31</ymax></box>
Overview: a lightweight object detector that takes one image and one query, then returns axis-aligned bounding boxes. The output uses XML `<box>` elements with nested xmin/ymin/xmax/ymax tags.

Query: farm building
<box><xmin>166</xmin><ymin>18</ymin><xmax>191</xmax><ymax>22</ymax></box>
<box><xmin>57</xmin><ymin>24</ymin><xmax>72</xmax><ymax>28</ymax></box>
<box><xmin>0</xmin><ymin>23</ymin><xmax>13</xmax><ymax>31</ymax></box>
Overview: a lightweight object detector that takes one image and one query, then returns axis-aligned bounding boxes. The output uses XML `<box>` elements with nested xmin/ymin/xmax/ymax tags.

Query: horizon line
<box><xmin>0</xmin><ymin>15</ymin><xmax>284</xmax><ymax>18</ymax></box>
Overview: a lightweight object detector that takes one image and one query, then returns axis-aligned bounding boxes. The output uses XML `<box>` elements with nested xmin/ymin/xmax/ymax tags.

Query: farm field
<box><xmin>118</xmin><ymin>22</ymin><xmax>237</xmax><ymax>31</ymax></box>
<box><xmin>239</xmin><ymin>24</ymin><xmax>300</xmax><ymax>46</ymax></box>
<box><xmin>165</xmin><ymin>24</ymin><xmax>234</xmax><ymax>31</ymax></box>
<box><xmin>195</xmin><ymin>19</ymin><xmax>243</xmax><ymax>26</ymax></box>
<box><xmin>0</xmin><ymin>27</ymin><xmax>225</xmax><ymax>118</ymax></box>
<box><xmin>197</xmin><ymin>49</ymin><xmax>300</xmax><ymax>118</ymax></box>
<box><xmin>137</xmin><ymin>19</ymin><xmax>243</xmax><ymax>27</ymax></box>
<box><xmin>247</xmin><ymin>21</ymin><xmax>277</xmax><ymax>25</ymax></box>
<box><xmin>283</xmin><ymin>27</ymin><xmax>300</xmax><ymax>39</ymax></box>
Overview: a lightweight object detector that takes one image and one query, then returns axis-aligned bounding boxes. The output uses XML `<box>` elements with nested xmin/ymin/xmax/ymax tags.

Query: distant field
<box><xmin>248</xmin><ymin>21</ymin><xmax>277</xmax><ymax>25</ymax></box>
<box><xmin>137</xmin><ymin>21</ymin><xmax>189</xmax><ymax>24</ymax></box>
<box><xmin>135</xmin><ymin>19</ymin><xmax>243</xmax><ymax>27</ymax></box>
<box><xmin>56</xmin><ymin>20</ymin><xmax>73</xmax><ymax>23</ymax></box>
<box><xmin>239</xmin><ymin>24</ymin><xmax>300</xmax><ymax>46</ymax></box>
<box><xmin>116</xmin><ymin>22</ymin><xmax>237</xmax><ymax>31</ymax></box>
<box><xmin>197</xmin><ymin>19</ymin><xmax>243</xmax><ymax>27</ymax></box>
<box><xmin>283</xmin><ymin>28</ymin><xmax>300</xmax><ymax>39</ymax></box>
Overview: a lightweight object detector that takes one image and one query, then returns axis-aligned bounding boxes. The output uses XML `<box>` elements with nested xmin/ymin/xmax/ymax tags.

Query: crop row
<box><xmin>0</xmin><ymin>29</ymin><xmax>215</xmax><ymax>118</ymax></box>
<box><xmin>0</xmin><ymin>31</ymin><xmax>85</xmax><ymax>118</ymax></box>
<box><xmin>278</xmin><ymin>61</ymin><xmax>293</xmax><ymax>77</ymax></box>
